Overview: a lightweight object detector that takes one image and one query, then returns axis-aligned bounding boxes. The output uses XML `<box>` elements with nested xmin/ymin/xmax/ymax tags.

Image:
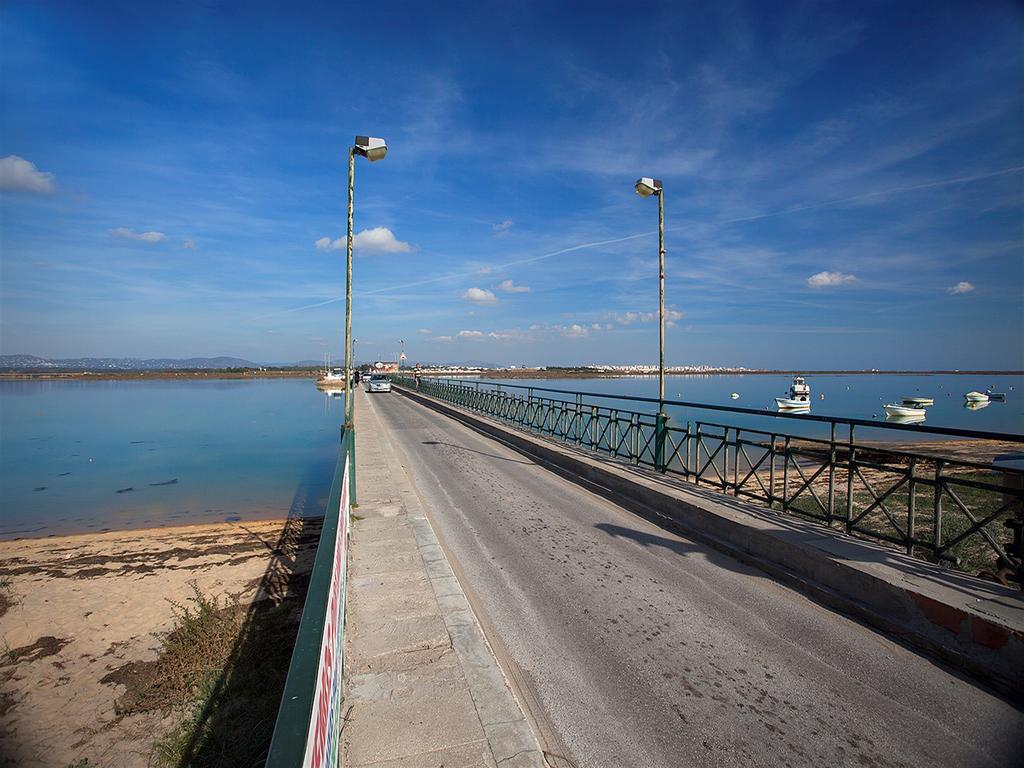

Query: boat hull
<box><xmin>775</xmin><ymin>397</ymin><xmax>810</xmax><ymax>410</ymax></box>
<box><xmin>884</xmin><ymin>404</ymin><xmax>926</xmax><ymax>418</ymax></box>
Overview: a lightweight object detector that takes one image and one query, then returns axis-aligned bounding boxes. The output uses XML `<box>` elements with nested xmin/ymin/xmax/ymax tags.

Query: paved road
<box><xmin>366</xmin><ymin>392</ymin><xmax>1023</xmax><ymax>768</ymax></box>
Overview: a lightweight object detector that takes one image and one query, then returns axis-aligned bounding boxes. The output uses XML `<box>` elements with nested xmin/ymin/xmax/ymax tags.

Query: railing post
<box><xmin>846</xmin><ymin>424</ymin><xmax>856</xmax><ymax>534</ymax></box>
<box><xmin>590</xmin><ymin>405</ymin><xmax>598</xmax><ymax>449</ymax></box>
<box><xmin>907</xmin><ymin>457</ymin><xmax>917</xmax><ymax>556</ymax></box>
<box><xmin>655</xmin><ymin>411</ymin><xmax>669</xmax><ymax>473</ymax></box>
<box><xmin>782</xmin><ymin>435</ymin><xmax>791</xmax><ymax>513</ymax></box>
<box><xmin>768</xmin><ymin>433</ymin><xmax>777</xmax><ymax>508</ymax></box>
<box><xmin>733</xmin><ymin>429</ymin><xmax>740</xmax><ymax>495</ymax></box>
<box><xmin>631</xmin><ymin>413</ymin><xmax>640</xmax><ymax>465</ymax></box>
<box><xmin>684</xmin><ymin>421</ymin><xmax>692</xmax><ymax>479</ymax></box>
<box><xmin>694</xmin><ymin>422</ymin><xmax>703</xmax><ymax>485</ymax></box>
<box><xmin>722</xmin><ymin>427</ymin><xmax>730</xmax><ymax>491</ymax></box>
<box><xmin>828</xmin><ymin>422</ymin><xmax>837</xmax><ymax>526</ymax></box>
<box><xmin>933</xmin><ymin>460</ymin><xmax>944</xmax><ymax>558</ymax></box>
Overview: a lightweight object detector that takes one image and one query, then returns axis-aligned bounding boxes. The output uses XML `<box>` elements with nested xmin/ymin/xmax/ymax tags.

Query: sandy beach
<box><xmin>0</xmin><ymin>518</ymin><xmax>320</xmax><ymax>767</ymax></box>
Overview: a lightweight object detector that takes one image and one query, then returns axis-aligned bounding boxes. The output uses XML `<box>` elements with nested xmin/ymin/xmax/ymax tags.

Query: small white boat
<box><xmin>776</xmin><ymin>398</ymin><xmax>811</xmax><ymax>410</ymax></box>
<box><xmin>964</xmin><ymin>391</ymin><xmax>990</xmax><ymax>403</ymax></box>
<box><xmin>776</xmin><ymin>376</ymin><xmax>811</xmax><ymax>411</ymax></box>
<box><xmin>884</xmin><ymin>403</ymin><xmax>926</xmax><ymax>418</ymax></box>
<box><xmin>900</xmin><ymin>396</ymin><xmax>934</xmax><ymax>407</ymax></box>
<box><xmin>730</xmin><ymin>392</ymin><xmax>740</xmax><ymax>400</ymax></box>
<box><xmin>885</xmin><ymin>412</ymin><xmax>925</xmax><ymax>424</ymax></box>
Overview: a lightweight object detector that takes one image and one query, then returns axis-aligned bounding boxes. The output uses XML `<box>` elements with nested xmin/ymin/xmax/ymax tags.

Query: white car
<box><xmin>366</xmin><ymin>374</ymin><xmax>392</xmax><ymax>393</ymax></box>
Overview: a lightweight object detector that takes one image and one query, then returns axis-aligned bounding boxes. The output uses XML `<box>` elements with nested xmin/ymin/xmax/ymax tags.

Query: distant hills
<box><xmin>0</xmin><ymin>355</ymin><xmax>288</xmax><ymax>371</ymax></box>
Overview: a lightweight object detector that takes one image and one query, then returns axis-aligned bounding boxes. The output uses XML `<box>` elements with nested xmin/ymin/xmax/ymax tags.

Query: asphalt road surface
<box><xmin>365</xmin><ymin>391</ymin><xmax>1023</xmax><ymax>768</ymax></box>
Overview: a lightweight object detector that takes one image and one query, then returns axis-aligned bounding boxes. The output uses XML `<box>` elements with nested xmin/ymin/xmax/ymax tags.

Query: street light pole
<box><xmin>635</xmin><ymin>176</ymin><xmax>668</xmax><ymax>472</ymax></box>
<box><xmin>341</xmin><ymin>136</ymin><xmax>387</xmax><ymax>430</ymax></box>
<box><xmin>343</xmin><ymin>147</ymin><xmax>356</xmax><ymax>428</ymax></box>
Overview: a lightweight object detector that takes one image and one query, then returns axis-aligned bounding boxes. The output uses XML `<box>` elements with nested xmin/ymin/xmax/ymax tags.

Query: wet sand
<box><xmin>0</xmin><ymin>519</ymin><xmax>320</xmax><ymax>767</ymax></box>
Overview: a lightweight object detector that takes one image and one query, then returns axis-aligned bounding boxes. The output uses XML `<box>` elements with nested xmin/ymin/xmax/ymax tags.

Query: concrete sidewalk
<box><xmin>342</xmin><ymin>388</ymin><xmax>547</xmax><ymax>768</ymax></box>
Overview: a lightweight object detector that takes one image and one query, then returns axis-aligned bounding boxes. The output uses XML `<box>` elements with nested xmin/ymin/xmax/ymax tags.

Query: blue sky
<box><xmin>1</xmin><ymin>0</ymin><xmax>1021</xmax><ymax>369</ymax></box>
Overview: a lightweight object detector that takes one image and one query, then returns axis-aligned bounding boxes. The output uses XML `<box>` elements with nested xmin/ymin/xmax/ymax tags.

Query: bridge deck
<box><xmin>363</xmin><ymin>388</ymin><xmax>1023</xmax><ymax>768</ymax></box>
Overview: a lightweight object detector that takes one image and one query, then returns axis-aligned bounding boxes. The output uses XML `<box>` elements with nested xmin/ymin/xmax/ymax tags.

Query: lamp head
<box><xmin>354</xmin><ymin>135</ymin><xmax>387</xmax><ymax>162</ymax></box>
<box><xmin>634</xmin><ymin>177</ymin><xmax>662</xmax><ymax>197</ymax></box>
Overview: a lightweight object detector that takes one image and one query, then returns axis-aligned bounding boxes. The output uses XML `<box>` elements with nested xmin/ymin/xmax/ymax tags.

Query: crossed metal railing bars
<box><xmin>394</xmin><ymin>375</ymin><xmax>1024</xmax><ymax>586</ymax></box>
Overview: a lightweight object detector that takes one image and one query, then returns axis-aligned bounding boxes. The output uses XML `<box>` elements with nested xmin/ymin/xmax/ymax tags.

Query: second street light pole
<box><xmin>635</xmin><ymin>176</ymin><xmax>668</xmax><ymax>472</ymax></box>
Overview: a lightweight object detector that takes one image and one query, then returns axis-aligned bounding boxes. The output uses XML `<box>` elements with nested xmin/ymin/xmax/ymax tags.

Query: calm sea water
<box><xmin>464</xmin><ymin>373</ymin><xmax>1024</xmax><ymax>441</ymax></box>
<box><xmin>1</xmin><ymin>374</ymin><xmax>1021</xmax><ymax>539</ymax></box>
<box><xmin>0</xmin><ymin>379</ymin><xmax>345</xmax><ymax>539</ymax></box>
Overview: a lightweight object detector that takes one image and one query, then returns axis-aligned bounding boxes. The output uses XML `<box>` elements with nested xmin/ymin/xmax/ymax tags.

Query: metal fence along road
<box><xmin>394</xmin><ymin>375</ymin><xmax>1024</xmax><ymax>587</ymax></box>
<box><xmin>267</xmin><ymin>426</ymin><xmax>354</xmax><ymax>768</ymax></box>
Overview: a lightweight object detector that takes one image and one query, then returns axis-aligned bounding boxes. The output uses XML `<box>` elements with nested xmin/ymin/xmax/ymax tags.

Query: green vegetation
<box><xmin>106</xmin><ymin>582</ymin><xmax>304</xmax><ymax>767</ymax></box>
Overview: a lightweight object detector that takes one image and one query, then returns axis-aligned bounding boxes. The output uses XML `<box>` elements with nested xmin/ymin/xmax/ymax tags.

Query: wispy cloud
<box><xmin>496</xmin><ymin>279</ymin><xmax>530</xmax><ymax>293</ymax></box>
<box><xmin>947</xmin><ymin>281</ymin><xmax>975</xmax><ymax>295</ymax></box>
<box><xmin>182</xmin><ymin>238</ymin><xmax>196</xmax><ymax>250</ymax></box>
<box><xmin>0</xmin><ymin>155</ymin><xmax>55</xmax><ymax>193</ymax></box>
<box><xmin>462</xmin><ymin>287</ymin><xmax>497</xmax><ymax>305</ymax></box>
<box><xmin>109</xmin><ymin>227</ymin><xmax>166</xmax><ymax>243</ymax></box>
<box><xmin>807</xmin><ymin>271</ymin><xmax>857</xmax><ymax>288</ymax></box>
<box><xmin>417</xmin><ymin>328</ymin><xmax>432</xmax><ymax>334</ymax></box>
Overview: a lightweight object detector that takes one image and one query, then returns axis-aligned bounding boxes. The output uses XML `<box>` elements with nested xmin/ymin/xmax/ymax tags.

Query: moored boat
<box><xmin>776</xmin><ymin>376</ymin><xmax>811</xmax><ymax>411</ymax></box>
<box><xmin>964</xmin><ymin>391</ymin><xmax>990</xmax><ymax>403</ymax></box>
<box><xmin>884</xmin><ymin>403</ymin><xmax>926</xmax><ymax>419</ymax></box>
<box><xmin>900</xmin><ymin>396</ymin><xmax>934</xmax><ymax>407</ymax></box>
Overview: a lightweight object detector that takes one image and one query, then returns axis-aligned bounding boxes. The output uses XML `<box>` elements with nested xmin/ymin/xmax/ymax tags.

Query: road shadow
<box><xmin>171</xmin><ymin>455</ymin><xmax>334</xmax><ymax>767</ymax></box>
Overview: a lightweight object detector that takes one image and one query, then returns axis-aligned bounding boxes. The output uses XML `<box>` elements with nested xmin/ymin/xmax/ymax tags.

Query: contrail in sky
<box><xmin>252</xmin><ymin>164</ymin><xmax>1023</xmax><ymax>319</ymax></box>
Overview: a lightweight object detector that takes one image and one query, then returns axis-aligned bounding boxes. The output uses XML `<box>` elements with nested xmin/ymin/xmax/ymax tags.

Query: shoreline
<box><xmin>1</xmin><ymin>368</ymin><xmax>1021</xmax><ymax>382</ymax></box>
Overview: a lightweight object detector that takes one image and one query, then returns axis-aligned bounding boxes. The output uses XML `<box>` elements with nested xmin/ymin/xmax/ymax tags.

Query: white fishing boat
<box><xmin>964</xmin><ymin>391</ymin><xmax>990</xmax><ymax>403</ymax></box>
<box><xmin>776</xmin><ymin>376</ymin><xmax>811</xmax><ymax>411</ymax></box>
<box><xmin>884</xmin><ymin>403</ymin><xmax>926</xmax><ymax>418</ymax></box>
<box><xmin>900</xmin><ymin>396</ymin><xmax>934</xmax><ymax>407</ymax></box>
<box><xmin>730</xmin><ymin>392</ymin><xmax>740</xmax><ymax>400</ymax></box>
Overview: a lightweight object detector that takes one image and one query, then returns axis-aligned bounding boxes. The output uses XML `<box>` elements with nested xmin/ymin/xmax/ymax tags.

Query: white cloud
<box><xmin>807</xmin><ymin>271</ymin><xmax>857</xmax><ymax>288</ymax></box>
<box><xmin>353</xmin><ymin>227</ymin><xmax>412</xmax><ymax>254</ymax></box>
<box><xmin>109</xmin><ymin>227</ymin><xmax>166</xmax><ymax>243</ymax></box>
<box><xmin>417</xmin><ymin>328</ymin><xmax>432</xmax><ymax>335</ymax></box>
<box><xmin>434</xmin><ymin>335</ymin><xmax>454</xmax><ymax>342</ymax></box>
<box><xmin>183</xmin><ymin>239</ymin><xmax>196</xmax><ymax>250</ymax></box>
<box><xmin>560</xmin><ymin>324</ymin><xmax>589</xmax><ymax>338</ymax></box>
<box><xmin>462</xmin><ymin>287</ymin><xmax>498</xmax><ymax>305</ymax></box>
<box><xmin>0</xmin><ymin>155</ymin><xmax>55</xmax><ymax>193</ymax></box>
<box><xmin>947</xmin><ymin>281</ymin><xmax>975</xmax><ymax>295</ymax></box>
<box><xmin>493</xmin><ymin>220</ymin><xmax>514</xmax><ymax>236</ymax></box>
<box><xmin>315</xmin><ymin>227</ymin><xmax>412</xmax><ymax>254</ymax></box>
<box><xmin>457</xmin><ymin>329</ymin><xmax>486</xmax><ymax>339</ymax></box>
<box><xmin>496</xmin><ymin>279</ymin><xmax>531</xmax><ymax>293</ymax></box>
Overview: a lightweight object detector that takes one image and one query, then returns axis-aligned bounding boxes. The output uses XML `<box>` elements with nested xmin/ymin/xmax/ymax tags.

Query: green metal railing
<box><xmin>267</xmin><ymin>425</ymin><xmax>354</xmax><ymax>768</ymax></box>
<box><xmin>395</xmin><ymin>375</ymin><xmax>1024</xmax><ymax>586</ymax></box>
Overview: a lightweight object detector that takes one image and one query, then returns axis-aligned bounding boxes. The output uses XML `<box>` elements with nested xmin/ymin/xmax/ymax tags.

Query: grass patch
<box><xmin>107</xmin><ymin>580</ymin><xmax>307</xmax><ymax>768</ymax></box>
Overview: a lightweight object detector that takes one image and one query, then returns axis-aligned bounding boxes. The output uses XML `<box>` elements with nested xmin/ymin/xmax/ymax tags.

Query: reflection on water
<box><xmin>0</xmin><ymin>379</ymin><xmax>346</xmax><ymax>539</ymax></box>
